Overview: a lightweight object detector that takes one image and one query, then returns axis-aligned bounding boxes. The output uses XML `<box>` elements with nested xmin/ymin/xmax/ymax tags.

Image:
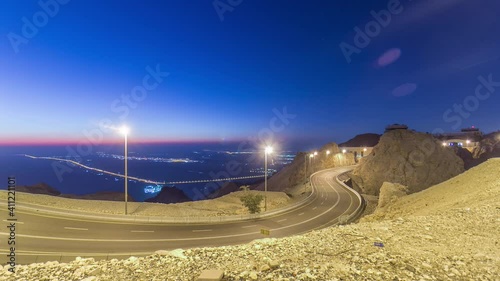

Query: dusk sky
<box><xmin>1</xmin><ymin>0</ymin><xmax>499</xmax><ymax>148</ymax></box>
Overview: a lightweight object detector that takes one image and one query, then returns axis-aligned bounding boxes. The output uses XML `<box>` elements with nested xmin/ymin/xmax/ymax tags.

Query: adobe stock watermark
<box><xmin>7</xmin><ymin>0</ymin><xmax>70</xmax><ymax>54</ymax></box>
<box><xmin>192</xmin><ymin>106</ymin><xmax>297</xmax><ymax>200</ymax></box>
<box><xmin>339</xmin><ymin>0</ymin><xmax>404</xmax><ymax>63</ymax></box>
<box><xmin>213</xmin><ymin>0</ymin><xmax>243</xmax><ymax>22</ymax></box>
<box><xmin>443</xmin><ymin>74</ymin><xmax>500</xmax><ymax>130</ymax></box>
<box><xmin>51</xmin><ymin>64</ymin><xmax>169</xmax><ymax>181</ymax></box>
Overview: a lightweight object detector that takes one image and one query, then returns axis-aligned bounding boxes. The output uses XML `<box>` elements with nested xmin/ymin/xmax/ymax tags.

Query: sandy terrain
<box><xmin>0</xmin><ymin>188</ymin><xmax>301</xmax><ymax>218</ymax></box>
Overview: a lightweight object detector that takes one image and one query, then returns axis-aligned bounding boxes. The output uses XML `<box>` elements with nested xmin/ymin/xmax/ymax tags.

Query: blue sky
<box><xmin>1</xmin><ymin>0</ymin><xmax>499</xmax><ymax>148</ymax></box>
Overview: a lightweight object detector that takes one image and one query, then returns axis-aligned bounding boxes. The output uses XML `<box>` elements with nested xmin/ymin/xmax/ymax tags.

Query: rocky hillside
<box><xmin>472</xmin><ymin>131</ymin><xmax>500</xmax><ymax>162</ymax></box>
<box><xmin>254</xmin><ymin>142</ymin><xmax>355</xmax><ymax>192</ymax></box>
<box><xmin>5</xmin><ymin>159</ymin><xmax>498</xmax><ymax>281</ymax></box>
<box><xmin>14</xmin><ymin>183</ymin><xmax>136</xmax><ymax>202</ymax></box>
<box><xmin>339</xmin><ymin>133</ymin><xmax>381</xmax><ymax>147</ymax></box>
<box><xmin>61</xmin><ymin>192</ymin><xmax>136</xmax><ymax>202</ymax></box>
<box><xmin>16</xmin><ymin>182</ymin><xmax>61</xmax><ymax>196</ymax></box>
<box><xmin>144</xmin><ymin>186</ymin><xmax>191</xmax><ymax>204</ymax></box>
<box><xmin>350</xmin><ymin>130</ymin><xmax>464</xmax><ymax>195</ymax></box>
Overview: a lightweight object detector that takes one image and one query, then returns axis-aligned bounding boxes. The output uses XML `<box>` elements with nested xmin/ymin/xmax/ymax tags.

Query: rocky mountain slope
<box><xmin>14</xmin><ymin>183</ymin><xmax>136</xmax><ymax>202</ymax></box>
<box><xmin>472</xmin><ymin>131</ymin><xmax>500</xmax><ymax>162</ymax></box>
<box><xmin>144</xmin><ymin>186</ymin><xmax>191</xmax><ymax>204</ymax></box>
<box><xmin>61</xmin><ymin>192</ymin><xmax>135</xmax><ymax>202</ymax></box>
<box><xmin>254</xmin><ymin>142</ymin><xmax>355</xmax><ymax>192</ymax></box>
<box><xmin>339</xmin><ymin>133</ymin><xmax>381</xmax><ymax>147</ymax></box>
<box><xmin>16</xmin><ymin>182</ymin><xmax>61</xmax><ymax>196</ymax></box>
<box><xmin>4</xmin><ymin>159</ymin><xmax>498</xmax><ymax>281</ymax></box>
<box><xmin>350</xmin><ymin>130</ymin><xmax>464</xmax><ymax>195</ymax></box>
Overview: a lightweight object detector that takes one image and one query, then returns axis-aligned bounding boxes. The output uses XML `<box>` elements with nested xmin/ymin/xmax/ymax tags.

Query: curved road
<box><xmin>0</xmin><ymin>167</ymin><xmax>362</xmax><ymax>264</ymax></box>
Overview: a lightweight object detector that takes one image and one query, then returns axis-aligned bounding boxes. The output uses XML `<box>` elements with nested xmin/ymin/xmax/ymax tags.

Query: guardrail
<box><xmin>334</xmin><ymin>170</ymin><xmax>366</xmax><ymax>224</ymax></box>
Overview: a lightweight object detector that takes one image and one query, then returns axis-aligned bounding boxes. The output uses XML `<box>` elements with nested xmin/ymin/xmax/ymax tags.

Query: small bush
<box><xmin>240</xmin><ymin>193</ymin><xmax>264</xmax><ymax>214</ymax></box>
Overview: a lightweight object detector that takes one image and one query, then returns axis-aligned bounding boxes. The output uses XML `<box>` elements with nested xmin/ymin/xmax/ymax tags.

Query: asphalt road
<box><xmin>0</xmin><ymin>166</ymin><xmax>362</xmax><ymax>264</ymax></box>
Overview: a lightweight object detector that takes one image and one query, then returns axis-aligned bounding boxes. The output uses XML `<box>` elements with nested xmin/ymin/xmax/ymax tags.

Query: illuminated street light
<box><xmin>363</xmin><ymin>148</ymin><xmax>367</xmax><ymax>152</ymax></box>
<box><xmin>326</xmin><ymin>150</ymin><xmax>331</xmax><ymax>155</ymax></box>
<box><xmin>442</xmin><ymin>142</ymin><xmax>447</xmax><ymax>146</ymax></box>
<box><xmin>466</xmin><ymin>140</ymin><xmax>471</xmax><ymax>145</ymax></box>
<box><xmin>314</xmin><ymin>151</ymin><xmax>318</xmax><ymax>156</ymax></box>
<box><xmin>342</xmin><ymin>149</ymin><xmax>346</xmax><ymax>154</ymax></box>
<box><xmin>120</xmin><ymin>125</ymin><xmax>129</xmax><ymax>215</ymax></box>
<box><xmin>264</xmin><ymin>146</ymin><xmax>273</xmax><ymax>211</ymax></box>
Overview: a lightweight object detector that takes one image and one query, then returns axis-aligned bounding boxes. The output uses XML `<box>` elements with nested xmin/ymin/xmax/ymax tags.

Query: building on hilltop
<box><xmin>434</xmin><ymin>126</ymin><xmax>483</xmax><ymax>151</ymax></box>
<box><xmin>385</xmin><ymin>123</ymin><xmax>409</xmax><ymax>132</ymax></box>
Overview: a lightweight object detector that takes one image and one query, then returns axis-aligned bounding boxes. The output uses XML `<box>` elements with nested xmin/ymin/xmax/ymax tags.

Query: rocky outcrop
<box><xmin>254</xmin><ymin>143</ymin><xmax>355</xmax><ymax>192</ymax></box>
<box><xmin>16</xmin><ymin>182</ymin><xmax>61</xmax><ymax>196</ymax></box>
<box><xmin>61</xmin><ymin>192</ymin><xmax>136</xmax><ymax>202</ymax></box>
<box><xmin>451</xmin><ymin>146</ymin><xmax>475</xmax><ymax>170</ymax></box>
<box><xmin>375</xmin><ymin>182</ymin><xmax>408</xmax><ymax>211</ymax></box>
<box><xmin>350</xmin><ymin>130</ymin><xmax>464</xmax><ymax>196</ymax></box>
<box><xmin>339</xmin><ymin>133</ymin><xmax>381</xmax><ymax>147</ymax></box>
<box><xmin>145</xmin><ymin>186</ymin><xmax>191</xmax><ymax>204</ymax></box>
<box><xmin>472</xmin><ymin>131</ymin><xmax>500</xmax><ymax>162</ymax></box>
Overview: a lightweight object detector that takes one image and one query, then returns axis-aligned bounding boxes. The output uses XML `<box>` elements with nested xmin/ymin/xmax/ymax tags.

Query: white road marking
<box><xmin>3</xmin><ymin>220</ymin><xmax>24</xmax><ymax>224</ymax></box>
<box><xmin>298</xmin><ymin>212</ymin><xmax>304</xmax><ymax>216</ymax></box>
<box><xmin>64</xmin><ymin>227</ymin><xmax>88</xmax><ymax>231</ymax></box>
<box><xmin>312</xmin><ymin>207</ymin><xmax>317</xmax><ymax>210</ymax></box>
<box><xmin>241</xmin><ymin>225</ymin><xmax>256</xmax><ymax>228</ymax></box>
<box><xmin>0</xmin><ymin>168</ymin><xmax>359</xmax><ymax>244</ymax></box>
<box><xmin>192</xmin><ymin>229</ymin><xmax>212</xmax><ymax>232</ymax></box>
<box><xmin>131</xmin><ymin>230</ymin><xmax>154</xmax><ymax>233</ymax></box>
<box><xmin>277</xmin><ymin>218</ymin><xmax>287</xmax><ymax>222</ymax></box>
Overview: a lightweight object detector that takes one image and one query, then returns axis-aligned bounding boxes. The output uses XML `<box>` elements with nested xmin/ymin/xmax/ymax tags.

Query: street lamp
<box><xmin>120</xmin><ymin>125</ymin><xmax>129</xmax><ymax>215</ymax></box>
<box><xmin>304</xmin><ymin>153</ymin><xmax>308</xmax><ymax>183</ymax></box>
<box><xmin>326</xmin><ymin>150</ymin><xmax>331</xmax><ymax>155</ymax></box>
<box><xmin>264</xmin><ymin>146</ymin><xmax>273</xmax><ymax>211</ymax></box>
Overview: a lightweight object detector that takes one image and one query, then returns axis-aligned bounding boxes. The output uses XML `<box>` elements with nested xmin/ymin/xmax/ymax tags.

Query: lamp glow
<box><xmin>265</xmin><ymin>146</ymin><xmax>273</xmax><ymax>154</ymax></box>
<box><xmin>120</xmin><ymin>126</ymin><xmax>129</xmax><ymax>136</ymax></box>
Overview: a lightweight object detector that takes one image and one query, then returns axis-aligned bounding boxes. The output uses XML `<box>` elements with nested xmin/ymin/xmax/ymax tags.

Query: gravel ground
<box><xmin>1</xmin><ymin>159</ymin><xmax>499</xmax><ymax>280</ymax></box>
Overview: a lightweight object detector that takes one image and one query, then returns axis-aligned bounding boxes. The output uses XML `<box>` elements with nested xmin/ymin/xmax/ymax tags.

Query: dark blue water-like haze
<box><xmin>0</xmin><ymin>143</ymin><xmax>295</xmax><ymax>202</ymax></box>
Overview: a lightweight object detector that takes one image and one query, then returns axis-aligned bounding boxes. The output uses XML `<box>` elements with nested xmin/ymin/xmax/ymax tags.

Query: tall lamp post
<box><xmin>304</xmin><ymin>153</ymin><xmax>308</xmax><ymax>183</ymax></box>
<box><xmin>120</xmin><ymin>126</ymin><xmax>130</xmax><ymax>215</ymax></box>
<box><xmin>264</xmin><ymin>146</ymin><xmax>273</xmax><ymax>212</ymax></box>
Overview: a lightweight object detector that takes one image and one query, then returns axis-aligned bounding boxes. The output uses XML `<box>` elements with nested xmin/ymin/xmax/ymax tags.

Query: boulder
<box><xmin>350</xmin><ymin>130</ymin><xmax>464</xmax><ymax>195</ymax></box>
<box><xmin>376</xmin><ymin>182</ymin><xmax>408</xmax><ymax>211</ymax></box>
